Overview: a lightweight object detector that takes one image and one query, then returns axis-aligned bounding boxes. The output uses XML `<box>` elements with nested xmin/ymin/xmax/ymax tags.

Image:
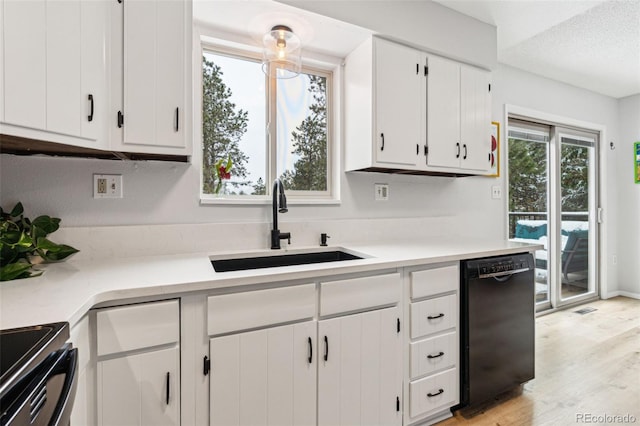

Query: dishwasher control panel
<box><xmin>468</xmin><ymin>253</ymin><xmax>534</xmax><ymax>279</ymax></box>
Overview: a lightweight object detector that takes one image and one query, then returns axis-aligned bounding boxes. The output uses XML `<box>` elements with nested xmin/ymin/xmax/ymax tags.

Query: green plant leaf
<box><xmin>0</xmin><ymin>262</ymin><xmax>33</xmax><ymax>281</ymax></box>
<box><xmin>32</xmin><ymin>215</ymin><xmax>60</xmax><ymax>234</ymax></box>
<box><xmin>9</xmin><ymin>202</ymin><xmax>24</xmax><ymax>218</ymax></box>
<box><xmin>41</xmin><ymin>245</ymin><xmax>79</xmax><ymax>262</ymax></box>
<box><xmin>35</xmin><ymin>237</ymin><xmax>59</xmax><ymax>251</ymax></box>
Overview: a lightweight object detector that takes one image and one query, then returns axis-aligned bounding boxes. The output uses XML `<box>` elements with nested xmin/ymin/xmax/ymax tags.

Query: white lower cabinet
<box><xmin>207</xmin><ymin>272</ymin><xmax>402</xmax><ymax>426</ymax></box>
<box><xmin>318</xmin><ymin>306</ymin><xmax>402</xmax><ymax>426</ymax></box>
<box><xmin>94</xmin><ymin>299</ymin><xmax>180</xmax><ymax>426</ymax></box>
<box><xmin>209</xmin><ymin>321</ymin><xmax>316</xmax><ymax>426</ymax></box>
<box><xmin>98</xmin><ymin>347</ymin><xmax>180</xmax><ymax>426</ymax></box>
<box><xmin>409</xmin><ymin>369</ymin><xmax>458</xmax><ymax>418</ymax></box>
<box><xmin>406</xmin><ymin>263</ymin><xmax>460</xmax><ymax>425</ymax></box>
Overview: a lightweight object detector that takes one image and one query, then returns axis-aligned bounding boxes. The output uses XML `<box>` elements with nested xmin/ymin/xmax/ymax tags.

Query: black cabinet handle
<box><xmin>463</xmin><ymin>144</ymin><xmax>468</xmax><ymax>160</ymax></box>
<box><xmin>456</xmin><ymin>142</ymin><xmax>460</xmax><ymax>158</ymax></box>
<box><xmin>427</xmin><ymin>313</ymin><xmax>445</xmax><ymax>320</ymax></box>
<box><xmin>87</xmin><ymin>94</ymin><xmax>94</xmax><ymax>122</ymax></box>
<box><xmin>203</xmin><ymin>356</ymin><xmax>210</xmax><ymax>376</ymax></box>
<box><xmin>175</xmin><ymin>107</ymin><xmax>179</xmax><ymax>132</ymax></box>
<box><xmin>308</xmin><ymin>337</ymin><xmax>313</xmax><ymax>364</ymax></box>
<box><xmin>427</xmin><ymin>388</ymin><xmax>444</xmax><ymax>398</ymax></box>
<box><xmin>165</xmin><ymin>372</ymin><xmax>170</xmax><ymax>405</ymax></box>
<box><xmin>427</xmin><ymin>351</ymin><xmax>445</xmax><ymax>359</ymax></box>
<box><xmin>380</xmin><ymin>133</ymin><xmax>385</xmax><ymax>151</ymax></box>
<box><xmin>117</xmin><ymin>111</ymin><xmax>124</xmax><ymax>128</ymax></box>
<box><xmin>324</xmin><ymin>335</ymin><xmax>329</xmax><ymax>361</ymax></box>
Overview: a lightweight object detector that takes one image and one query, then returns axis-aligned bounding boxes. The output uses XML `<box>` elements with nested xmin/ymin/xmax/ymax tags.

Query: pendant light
<box><xmin>262</xmin><ymin>25</ymin><xmax>301</xmax><ymax>79</ymax></box>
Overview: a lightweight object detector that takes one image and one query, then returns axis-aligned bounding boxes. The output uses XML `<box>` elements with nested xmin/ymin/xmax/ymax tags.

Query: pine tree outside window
<box><xmin>200</xmin><ymin>44</ymin><xmax>334</xmax><ymax>202</ymax></box>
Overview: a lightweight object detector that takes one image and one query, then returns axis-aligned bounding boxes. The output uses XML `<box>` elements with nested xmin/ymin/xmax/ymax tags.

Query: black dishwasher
<box><xmin>458</xmin><ymin>253</ymin><xmax>535</xmax><ymax>411</ymax></box>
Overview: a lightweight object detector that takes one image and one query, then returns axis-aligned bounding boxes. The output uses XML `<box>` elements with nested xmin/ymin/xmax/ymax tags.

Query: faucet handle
<box><xmin>320</xmin><ymin>233</ymin><xmax>330</xmax><ymax>246</ymax></box>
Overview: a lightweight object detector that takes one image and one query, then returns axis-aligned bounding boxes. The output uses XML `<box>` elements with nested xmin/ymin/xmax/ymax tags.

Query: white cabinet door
<box><xmin>460</xmin><ymin>65</ymin><xmax>491</xmax><ymax>172</ymax></box>
<box><xmin>97</xmin><ymin>346</ymin><xmax>180</xmax><ymax>426</ymax></box>
<box><xmin>426</xmin><ymin>55</ymin><xmax>460</xmax><ymax>170</ymax></box>
<box><xmin>46</xmin><ymin>0</ymin><xmax>81</xmax><ymax>136</ymax></box>
<box><xmin>426</xmin><ymin>55</ymin><xmax>491</xmax><ymax>173</ymax></box>
<box><xmin>121</xmin><ymin>0</ymin><xmax>188</xmax><ymax>152</ymax></box>
<box><xmin>318</xmin><ymin>306</ymin><xmax>402</xmax><ymax>426</ymax></box>
<box><xmin>209</xmin><ymin>321</ymin><xmax>316</xmax><ymax>426</ymax></box>
<box><xmin>374</xmin><ymin>38</ymin><xmax>422</xmax><ymax>167</ymax></box>
<box><xmin>2</xmin><ymin>0</ymin><xmax>46</xmax><ymax>129</ymax></box>
<box><xmin>1</xmin><ymin>0</ymin><xmax>108</xmax><ymax>148</ymax></box>
<box><xmin>80</xmin><ymin>0</ymin><xmax>108</xmax><ymax>143</ymax></box>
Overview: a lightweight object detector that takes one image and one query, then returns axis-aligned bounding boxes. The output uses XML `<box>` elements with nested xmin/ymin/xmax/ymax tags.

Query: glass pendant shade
<box><xmin>262</xmin><ymin>25</ymin><xmax>301</xmax><ymax>79</ymax></box>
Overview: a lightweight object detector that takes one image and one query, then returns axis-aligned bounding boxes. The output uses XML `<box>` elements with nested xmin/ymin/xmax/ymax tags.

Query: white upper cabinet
<box><xmin>345</xmin><ymin>36</ymin><xmax>491</xmax><ymax>176</ymax></box>
<box><xmin>110</xmin><ymin>0</ymin><xmax>192</xmax><ymax>155</ymax></box>
<box><xmin>374</xmin><ymin>38</ymin><xmax>422</xmax><ymax>168</ymax></box>
<box><xmin>425</xmin><ymin>56</ymin><xmax>460</xmax><ymax>170</ymax></box>
<box><xmin>460</xmin><ymin>65</ymin><xmax>492</xmax><ymax>171</ymax></box>
<box><xmin>2</xmin><ymin>0</ymin><xmax>46</xmax><ymax>130</ymax></box>
<box><xmin>426</xmin><ymin>55</ymin><xmax>492</xmax><ymax>173</ymax></box>
<box><xmin>1</xmin><ymin>0</ymin><xmax>108</xmax><ymax>149</ymax></box>
<box><xmin>344</xmin><ymin>37</ymin><xmax>423</xmax><ymax>171</ymax></box>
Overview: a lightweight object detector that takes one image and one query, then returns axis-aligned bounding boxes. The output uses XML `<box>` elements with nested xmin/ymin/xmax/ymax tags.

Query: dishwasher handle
<box><xmin>478</xmin><ymin>267</ymin><xmax>532</xmax><ymax>280</ymax></box>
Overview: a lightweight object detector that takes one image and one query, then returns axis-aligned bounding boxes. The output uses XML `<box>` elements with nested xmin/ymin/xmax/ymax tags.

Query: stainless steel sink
<box><xmin>210</xmin><ymin>249</ymin><xmax>364</xmax><ymax>272</ymax></box>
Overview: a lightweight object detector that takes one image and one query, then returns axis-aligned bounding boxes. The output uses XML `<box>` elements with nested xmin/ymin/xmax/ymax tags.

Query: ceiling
<box><xmin>193</xmin><ymin>0</ymin><xmax>640</xmax><ymax>99</ymax></box>
<box><xmin>433</xmin><ymin>0</ymin><xmax>640</xmax><ymax>99</ymax></box>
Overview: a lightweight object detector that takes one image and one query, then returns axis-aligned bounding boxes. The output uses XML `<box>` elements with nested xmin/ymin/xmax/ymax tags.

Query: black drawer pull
<box><xmin>87</xmin><ymin>94</ymin><xmax>94</xmax><ymax>122</ymax></box>
<box><xmin>324</xmin><ymin>335</ymin><xmax>329</xmax><ymax>361</ymax></box>
<box><xmin>427</xmin><ymin>388</ymin><xmax>444</xmax><ymax>398</ymax></box>
<box><xmin>380</xmin><ymin>133</ymin><xmax>385</xmax><ymax>151</ymax></box>
<box><xmin>175</xmin><ymin>107</ymin><xmax>179</xmax><ymax>132</ymax></box>
<box><xmin>165</xmin><ymin>372</ymin><xmax>170</xmax><ymax>405</ymax></box>
<box><xmin>427</xmin><ymin>313</ymin><xmax>445</xmax><ymax>320</ymax></box>
<box><xmin>308</xmin><ymin>337</ymin><xmax>313</xmax><ymax>364</ymax></box>
<box><xmin>456</xmin><ymin>142</ymin><xmax>460</xmax><ymax>158</ymax></box>
<box><xmin>427</xmin><ymin>351</ymin><xmax>444</xmax><ymax>359</ymax></box>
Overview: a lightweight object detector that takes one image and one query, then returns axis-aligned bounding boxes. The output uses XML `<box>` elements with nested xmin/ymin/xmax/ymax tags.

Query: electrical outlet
<box><xmin>375</xmin><ymin>183</ymin><xmax>389</xmax><ymax>201</ymax></box>
<box><xmin>491</xmin><ymin>185</ymin><xmax>502</xmax><ymax>199</ymax></box>
<box><xmin>612</xmin><ymin>255</ymin><xmax>617</xmax><ymax>265</ymax></box>
<box><xmin>93</xmin><ymin>174</ymin><xmax>123</xmax><ymax>198</ymax></box>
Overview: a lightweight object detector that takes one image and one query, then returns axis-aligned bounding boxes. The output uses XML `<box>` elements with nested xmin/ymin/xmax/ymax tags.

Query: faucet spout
<box><xmin>271</xmin><ymin>179</ymin><xmax>290</xmax><ymax>249</ymax></box>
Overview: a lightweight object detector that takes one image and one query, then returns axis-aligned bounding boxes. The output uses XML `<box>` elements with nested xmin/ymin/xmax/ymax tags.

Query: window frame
<box><xmin>196</xmin><ymin>30</ymin><xmax>340</xmax><ymax>205</ymax></box>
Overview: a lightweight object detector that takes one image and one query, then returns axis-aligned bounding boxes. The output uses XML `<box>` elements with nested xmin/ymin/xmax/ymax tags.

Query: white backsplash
<box><xmin>56</xmin><ymin>216</ymin><xmax>457</xmax><ymax>261</ymax></box>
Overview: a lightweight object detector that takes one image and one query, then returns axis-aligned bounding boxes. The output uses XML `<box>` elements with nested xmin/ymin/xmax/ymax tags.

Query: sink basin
<box><xmin>211</xmin><ymin>250</ymin><xmax>363</xmax><ymax>272</ymax></box>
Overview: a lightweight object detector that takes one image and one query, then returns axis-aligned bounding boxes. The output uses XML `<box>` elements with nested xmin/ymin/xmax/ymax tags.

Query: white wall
<box><xmin>616</xmin><ymin>94</ymin><xmax>640</xmax><ymax>296</ymax></box>
<box><xmin>277</xmin><ymin>0</ymin><xmax>497</xmax><ymax>70</ymax></box>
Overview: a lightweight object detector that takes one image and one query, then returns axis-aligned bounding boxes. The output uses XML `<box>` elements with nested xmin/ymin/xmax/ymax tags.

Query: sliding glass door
<box><xmin>508</xmin><ymin>119</ymin><xmax>599</xmax><ymax>311</ymax></box>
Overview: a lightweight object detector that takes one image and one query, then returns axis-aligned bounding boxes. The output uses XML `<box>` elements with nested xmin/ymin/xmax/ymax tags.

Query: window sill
<box><xmin>199</xmin><ymin>196</ymin><xmax>341</xmax><ymax>206</ymax></box>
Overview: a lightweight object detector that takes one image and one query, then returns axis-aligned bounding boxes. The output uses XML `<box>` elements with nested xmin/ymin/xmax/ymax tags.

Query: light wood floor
<box><xmin>438</xmin><ymin>296</ymin><xmax>640</xmax><ymax>426</ymax></box>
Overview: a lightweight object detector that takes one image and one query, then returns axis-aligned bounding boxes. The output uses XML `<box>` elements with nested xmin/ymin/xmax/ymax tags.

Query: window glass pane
<box><xmin>276</xmin><ymin>73</ymin><xmax>328</xmax><ymax>191</ymax></box>
<box><xmin>508</xmin><ymin>133</ymin><xmax>549</xmax><ymax>306</ymax></box>
<box><xmin>202</xmin><ymin>51</ymin><xmax>267</xmax><ymax>195</ymax></box>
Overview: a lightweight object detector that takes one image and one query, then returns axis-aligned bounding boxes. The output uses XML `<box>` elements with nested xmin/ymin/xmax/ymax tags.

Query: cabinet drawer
<box><xmin>208</xmin><ymin>284</ymin><xmax>315</xmax><ymax>336</ymax></box>
<box><xmin>96</xmin><ymin>300</ymin><xmax>179</xmax><ymax>356</ymax></box>
<box><xmin>410</xmin><ymin>264</ymin><xmax>458</xmax><ymax>299</ymax></box>
<box><xmin>410</xmin><ymin>331</ymin><xmax>457</xmax><ymax>379</ymax></box>
<box><xmin>409</xmin><ymin>368</ymin><xmax>458</xmax><ymax>418</ymax></box>
<box><xmin>410</xmin><ymin>294</ymin><xmax>457</xmax><ymax>339</ymax></box>
<box><xmin>320</xmin><ymin>272</ymin><xmax>400</xmax><ymax>317</ymax></box>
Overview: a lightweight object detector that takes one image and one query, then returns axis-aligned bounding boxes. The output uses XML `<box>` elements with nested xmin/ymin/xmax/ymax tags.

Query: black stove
<box><xmin>0</xmin><ymin>323</ymin><xmax>78</xmax><ymax>426</ymax></box>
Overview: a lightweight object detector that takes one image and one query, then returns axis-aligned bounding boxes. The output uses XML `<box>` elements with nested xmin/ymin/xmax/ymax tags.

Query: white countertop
<box><xmin>0</xmin><ymin>238</ymin><xmax>540</xmax><ymax>330</ymax></box>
